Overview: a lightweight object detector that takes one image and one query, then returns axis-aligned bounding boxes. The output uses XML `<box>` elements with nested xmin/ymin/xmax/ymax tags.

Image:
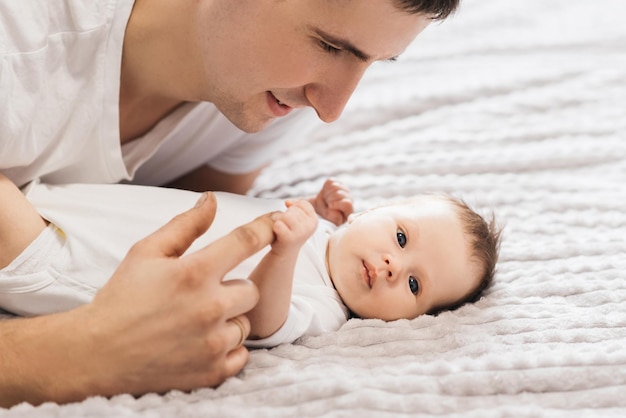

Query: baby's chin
<box><xmin>343</xmin><ymin>304</ymin><xmax>383</xmax><ymax>321</ymax></box>
<box><xmin>346</xmin><ymin>303</ymin><xmax>423</xmax><ymax>321</ymax></box>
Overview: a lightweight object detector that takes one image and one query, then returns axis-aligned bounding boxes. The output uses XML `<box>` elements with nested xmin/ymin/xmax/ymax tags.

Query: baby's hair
<box><xmin>428</xmin><ymin>195</ymin><xmax>502</xmax><ymax>316</ymax></box>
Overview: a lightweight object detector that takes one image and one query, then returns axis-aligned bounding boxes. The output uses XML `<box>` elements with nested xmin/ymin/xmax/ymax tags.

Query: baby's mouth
<box><xmin>362</xmin><ymin>260</ymin><xmax>374</xmax><ymax>289</ymax></box>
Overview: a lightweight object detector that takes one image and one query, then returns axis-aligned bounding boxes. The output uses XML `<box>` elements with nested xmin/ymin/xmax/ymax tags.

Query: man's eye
<box><xmin>396</xmin><ymin>230</ymin><xmax>407</xmax><ymax>248</ymax></box>
<box><xmin>408</xmin><ymin>276</ymin><xmax>419</xmax><ymax>295</ymax></box>
<box><xmin>320</xmin><ymin>40</ymin><xmax>341</xmax><ymax>54</ymax></box>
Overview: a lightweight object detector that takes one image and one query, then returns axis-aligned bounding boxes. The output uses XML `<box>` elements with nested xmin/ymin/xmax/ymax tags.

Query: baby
<box><xmin>0</xmin><ymin>178</ymin><xmax>500</xmax><ymax>348</ymax></box>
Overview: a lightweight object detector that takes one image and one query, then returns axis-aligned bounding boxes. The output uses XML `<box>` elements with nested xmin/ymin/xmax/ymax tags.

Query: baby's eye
<box><xmin>396</xmin><ymin>230</ymin><xmax>407</xmax><ymax>248</ymax></box>
<box><xmin>408</xmin><ymin>276</ymin><xmax>419</xmax><ymax>295</ymax></box>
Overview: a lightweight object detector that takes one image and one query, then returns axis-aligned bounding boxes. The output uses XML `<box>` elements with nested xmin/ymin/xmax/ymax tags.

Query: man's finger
<box><xmin>228</xmin><ymin>314</ymin><xmax>251</xmax><ymax>348</ymax></box>
<box><xmin>221</xmin><ymin>345</ymin><xmax>250</xmax><ymax>384</ymax></box>
<box><xmin>184</xmin><ymin>211</ymin><xmax>276</xmax><ymax>278</ymax></box>
<box><xmin>140</xmin><ymin>192</ymin><xmax>217</xmax><ymax>257</ymax></box>
<box><xmin>220</xmin><ymin>279</ymin><xmax>260</xmax><ymax>319</ymax></box>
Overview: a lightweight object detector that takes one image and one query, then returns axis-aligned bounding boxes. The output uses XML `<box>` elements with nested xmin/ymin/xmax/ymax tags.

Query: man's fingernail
<box><xmin>195</xmin><ymin>192</ymin><xmax>208</xmax><ymax>208</ymax></box>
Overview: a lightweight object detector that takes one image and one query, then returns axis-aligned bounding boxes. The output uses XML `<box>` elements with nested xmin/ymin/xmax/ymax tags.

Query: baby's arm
<box><xmin>307</xmin><ymin>179</ymin><xmax>353</xmax><ymax>226</ymax></box>
<box><xmin>0</xmin><ymin>174</ymin><xmax>48</xmax><ymax>268</ymax></box>
<box><xmin>246</xmin><ymin>200</ymin><xmax>318</xmax><ymax>340</ymax></box>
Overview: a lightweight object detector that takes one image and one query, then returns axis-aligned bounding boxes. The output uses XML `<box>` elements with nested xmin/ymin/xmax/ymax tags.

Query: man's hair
<box><xmin>428</xmin><ymin>195</ymin><xmax>502</xmax><ymax>316</ymax></box>
<box><xmin>393</xmin><ymin>0</ymin><xmax>460</xmax><ymax>20</ymax></box>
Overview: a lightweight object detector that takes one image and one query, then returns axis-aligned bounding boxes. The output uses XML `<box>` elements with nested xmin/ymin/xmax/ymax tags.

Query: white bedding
<box><xmin>6</xmin><ymin>0</ymin><xmax>626</xmax><ymax>416</ymax></box>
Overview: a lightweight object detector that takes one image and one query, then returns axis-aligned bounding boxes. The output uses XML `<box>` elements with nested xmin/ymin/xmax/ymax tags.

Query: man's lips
<box><xmin>266</xmin><ymin>91</ymin><xmax>292</xmax><ymax>117</ymax></box>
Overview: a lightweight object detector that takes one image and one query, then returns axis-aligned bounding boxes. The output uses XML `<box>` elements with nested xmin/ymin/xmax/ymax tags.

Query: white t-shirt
<box><xmin>0</xmin><ymin>182</ymin><xmax>348</xmax><ymax>347</ymax></box>
<box><xmin>124</xmin><ymin>101</ymin><xmax>318</xmax><ymax>187</ymax></box>
<box><xmin>0</xmin><ymin>0</ymin><xmax>318</xmax><ymax>188</ymax></box>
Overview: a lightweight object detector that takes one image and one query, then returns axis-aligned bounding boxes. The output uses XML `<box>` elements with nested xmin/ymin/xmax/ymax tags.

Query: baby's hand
<box><xmin>271</xmin><ymin>200</ymin><xmax>318</xmax><ymax>255</ymax></box>
<box><xmin>309</xmin><ymin>179</ymin><xmax>354</xmax><ymax>226</ymax></box>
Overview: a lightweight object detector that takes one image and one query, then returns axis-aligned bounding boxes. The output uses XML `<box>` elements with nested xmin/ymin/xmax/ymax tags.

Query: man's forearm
<box><xmin>0</xmin><ymin>308</ymin><xmax>95</xmax><ymax>407</ymax></box>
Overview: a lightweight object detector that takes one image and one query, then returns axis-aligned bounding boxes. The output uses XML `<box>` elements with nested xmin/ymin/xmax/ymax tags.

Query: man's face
<box><xmin>200</xmin><ymin>0</ymin><xmax>431</xmax><ymax>132</ymax></box>
<box><xmin>326</xmin><ymin>197</ymin><xmax>480</xmax><ymax>321</ymax></box>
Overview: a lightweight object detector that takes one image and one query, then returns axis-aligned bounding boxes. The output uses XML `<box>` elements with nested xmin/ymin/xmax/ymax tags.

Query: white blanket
<box><xmin>6</xmin><ymin>0</ymin><xmax>626</xmax><ymax>416</ymax></box>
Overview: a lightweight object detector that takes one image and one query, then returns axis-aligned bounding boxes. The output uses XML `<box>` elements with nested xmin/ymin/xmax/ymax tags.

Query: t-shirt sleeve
<box><xmin>244</xmin><ymin>300</ymin><xmax>315</xmax><ymax>349</ymax></box>
<box><xmin>244</xmin><ymin>284</ymin><xmax>347</xmax><ymax>349</ymax></box>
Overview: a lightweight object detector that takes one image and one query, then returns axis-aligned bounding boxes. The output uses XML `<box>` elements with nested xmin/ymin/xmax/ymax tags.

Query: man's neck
<box><xmin>118</xmin><ymin>0</ymin><xmax>198</xmax><ymax>143</ymax></box>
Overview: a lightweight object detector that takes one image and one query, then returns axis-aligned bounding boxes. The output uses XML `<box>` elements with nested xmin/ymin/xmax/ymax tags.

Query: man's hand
<box><xmin>1</xmin><ymin>192</ymin><xmax>275</xmax><ymax>406</ymax></box>
<box><xmin>85</xmin><ymin>192</ymin><xmax>275</xmax><ymax>397</ymax></box>
<box><xmin>308</xmin><ymin>179</ymin><xmax>354</xmax><ymax>226</ymax></box>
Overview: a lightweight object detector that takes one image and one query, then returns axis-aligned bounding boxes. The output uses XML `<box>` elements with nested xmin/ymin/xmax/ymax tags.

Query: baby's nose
<box><xmin>383</xmin><ymin>257</ymin><xmax>398</xmax><ymax>282</ymax></box>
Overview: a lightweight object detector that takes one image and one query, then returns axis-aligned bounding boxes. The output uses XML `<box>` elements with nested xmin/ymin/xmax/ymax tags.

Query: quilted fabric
<box><xmin>5</xmin><ymin>0</ymin><xmax>626</xmax><ymax>416</ymax></box>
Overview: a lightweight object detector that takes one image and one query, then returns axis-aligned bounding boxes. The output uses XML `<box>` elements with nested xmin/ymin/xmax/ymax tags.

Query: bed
<box><xmin>6</xmin><ymin>0</ymin><xmax>626</xmax><ymax>416</ymax></box>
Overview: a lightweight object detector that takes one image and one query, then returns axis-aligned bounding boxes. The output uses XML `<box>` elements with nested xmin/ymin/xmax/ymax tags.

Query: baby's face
<box><xmin>326</xmin><ymin>196</ymin><xmax>479</xmax><ymax>320</ymax></box>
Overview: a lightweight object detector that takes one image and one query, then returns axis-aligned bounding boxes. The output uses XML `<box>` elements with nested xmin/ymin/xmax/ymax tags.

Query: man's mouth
<box><xmin>266</xmin><ymin>91</ymin><xmax>292</xmax><ymax>117</ymax></box>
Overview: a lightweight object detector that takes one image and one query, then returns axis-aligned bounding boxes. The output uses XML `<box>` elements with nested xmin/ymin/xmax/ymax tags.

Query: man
<box><xmin>0</xmin><ymin>0</ymin><xmax>459</xmax><ymax>407</ymax></box>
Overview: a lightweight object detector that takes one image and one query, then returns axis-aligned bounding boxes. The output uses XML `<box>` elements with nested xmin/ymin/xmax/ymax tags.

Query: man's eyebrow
<box><xmin>311</xmin><ymin>27</ymin><xmax>398</xmax><ymax>63</ymax></box>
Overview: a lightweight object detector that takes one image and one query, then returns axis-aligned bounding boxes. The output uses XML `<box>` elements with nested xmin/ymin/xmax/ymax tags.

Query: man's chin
<box><xmin>239</xmin><ymin>120</ymin><xmax>273</xmax><ymax>134</ymax></box>
<box><xmin>221</xmin><ymin>111</ymin><xmax>273</xmax><ymax>134</ymax></box>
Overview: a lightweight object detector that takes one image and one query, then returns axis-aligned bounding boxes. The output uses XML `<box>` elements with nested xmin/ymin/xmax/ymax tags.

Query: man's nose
<box><xmin>306</xmin><ymin>66</ymin><xmax>368</xmax><ymax>123</ymax></box>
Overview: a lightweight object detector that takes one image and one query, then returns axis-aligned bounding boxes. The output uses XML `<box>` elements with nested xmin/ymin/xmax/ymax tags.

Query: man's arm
<box><xmin>246</xmin><ymin>200</ymin><xmax>318</xmax><ymax>340</ymax></box>
<box><xmin>0</xmin><ymin>306</ymin><xmax>102</xmax><ymax>405</ymax></box>
<box><xmin>166</xmin><ymin>165</ymin><xmax>264</xmax><ymax>194</ymax></box>
<box><xmin>0</xmin><ymin>192</ymin><xmax>276</xmax><ymax>407</ymax></box>
<box><xmin>0</xmin><ymin>175</ymin><xmax>48</xmax><ymax>268</ymax></box>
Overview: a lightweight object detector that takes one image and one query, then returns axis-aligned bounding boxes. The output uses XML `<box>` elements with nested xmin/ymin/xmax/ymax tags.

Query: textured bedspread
<box><xmin>6</xmin><ymin>0</ymin><xmax>626</xmax><ymax>416</ymax></box>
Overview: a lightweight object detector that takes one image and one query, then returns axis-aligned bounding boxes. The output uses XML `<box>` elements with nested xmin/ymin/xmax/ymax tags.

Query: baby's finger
<box><xmin>330</xmin><ymin>199</ymin><xmax>354</xmax><ymax>221</ymax></box>
<box><xmin>324</xmin><ymin>190</ymin><xmax>349</xmax><ymax>205</ymax></box>
<box><xmin>294</xmin><ymin>199</ymin><xmax>317</xmax><ymax>215</ymax></box>
<box><xmin>329</xmin><ymin>197</ymin><xmax>353</xmax><ymax>210</ymax></box>
<box><xmin>324</xmin><ymin>213</ymin><xmax>344</xmax><ymax>227</ymax></box>
<box><xmin>272</xmin><ymin>219</ymin><xmax>291</xmax><ymax>238</ymax></box>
